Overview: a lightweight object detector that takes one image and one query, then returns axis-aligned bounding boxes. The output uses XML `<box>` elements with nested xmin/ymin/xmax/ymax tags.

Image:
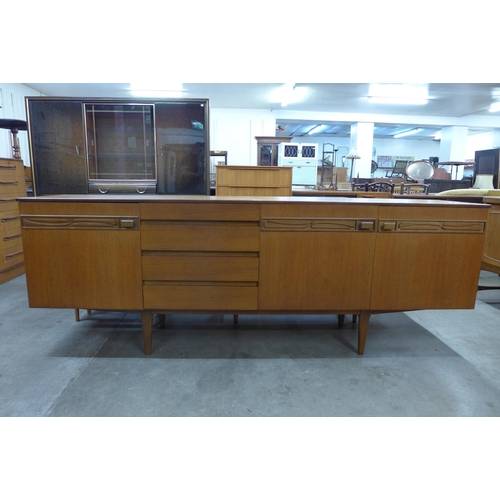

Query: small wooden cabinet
<box><xmin>255</xmin><ymin>136</ymin><xmax>291</xmax><ymax>166</ymax></box>
<box><xmin>215</xmin><ymin>166</ymin><xmax>292</xmax><ymax>196</ymax></box>
<box><xmin>0</xmin><ymin>157</ymin><xmax>26</xmax><ymax>284</ymax></box>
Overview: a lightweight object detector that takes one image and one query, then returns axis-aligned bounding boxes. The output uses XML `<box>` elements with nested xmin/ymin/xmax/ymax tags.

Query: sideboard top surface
<box><xmin>16</xmin><ymin>194</ymin><xmax>488</xmax><ymax>210</ymax></box>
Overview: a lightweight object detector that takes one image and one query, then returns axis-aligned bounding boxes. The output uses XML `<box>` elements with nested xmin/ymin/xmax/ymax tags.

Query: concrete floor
<box><xmin>2</xmin><ymin>272</ymin><xmax>500</xmax><ymax>417</ymax></box>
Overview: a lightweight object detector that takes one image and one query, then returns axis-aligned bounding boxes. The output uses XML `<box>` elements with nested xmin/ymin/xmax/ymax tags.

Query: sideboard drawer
<box><xmin>141</xmin><ymin>222</ymin><xmax>260</xmax><ymax>251</ymax></box>
<box><xmin>143</xmin><ymin>284</ymin><xmax>258</xmax><ymax>310</ymax></box>
<box><xmin>140</xmin><ymin>202</ymin><xmax>261</xmax><ymax>221</ymax></box>
<box><xmin>142</xmin><ymin>254</ymin><xmax>259</xmax><ymax>281</ymax></box>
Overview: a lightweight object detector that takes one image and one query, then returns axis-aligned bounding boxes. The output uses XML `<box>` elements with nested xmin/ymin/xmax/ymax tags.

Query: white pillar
<box><xmin>350</xmin><ymin>122</ymin><xmax>374</xmax><ymax>178</ymax></box>
<box><xmin>492</xmin><ymin>130</ymin><xmax>500</xmax><ymax>148</ymax></box>
<box><xmin>439</xmin><ymin>126</ymin><xmax>469</xmax><ymax>179</ymax></box>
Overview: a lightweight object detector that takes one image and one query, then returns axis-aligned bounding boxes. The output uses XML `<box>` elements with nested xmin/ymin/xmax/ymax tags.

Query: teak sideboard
<box><xmin>17</xmin><ymin>195</ymin><xmax>489</xmax><ymax>355</ymax></box>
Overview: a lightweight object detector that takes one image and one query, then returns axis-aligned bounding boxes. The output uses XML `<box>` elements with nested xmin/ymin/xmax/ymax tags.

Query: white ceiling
<box><xmin>22</xmin><ymin>82</ymin><xmax>500</xmax><ymax>141</ymax></box>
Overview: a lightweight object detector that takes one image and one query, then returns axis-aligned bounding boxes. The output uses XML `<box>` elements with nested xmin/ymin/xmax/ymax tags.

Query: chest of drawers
<box><xmin>1</xmin><ymin>158</ymin><xmax>26</xmax><ymax>284</ymax></box>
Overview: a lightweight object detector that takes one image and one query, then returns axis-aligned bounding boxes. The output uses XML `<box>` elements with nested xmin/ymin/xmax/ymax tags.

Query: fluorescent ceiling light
<box><xmin>368</xmin><ymin>96</ymin><xmax>428</xmax><ymax>105</ymax></box>
<box><xmin>129</xmin><ymin>82</ymin><xmax>184</xmax><ymax>98</ymax></box>
<box><xmin>270</xmin><ymin>83</ymin><xmax>308</xmax><ymax>107</ymax></box>
<box><xmin>307</xmin><ymin>124</ymin><xmax>327</xmax><ymax>135</ymax></box>
<box><xmin>489</xmin><ymin>102</ymin><xmax>500</xmax><ymax>112</ymax></box>
<box><xmin>368</xmin><ymin>83</ymin><xmax>429</xmax><ymax>105</ymax></box>
<box><xmin>393</xmin><ymin>128</ymin><xmax>423</xmax><ymax>139</ymax></box>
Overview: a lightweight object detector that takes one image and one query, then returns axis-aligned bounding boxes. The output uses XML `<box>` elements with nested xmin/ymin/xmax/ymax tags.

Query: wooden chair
<box><xmin>399</xmin><ymin>182</ymin><xmax>430</xmax><ymax>195</ymax></box>
<box><xmin>352</xmin><ymin>181</ymin><xmax>395</xmax><ymax>193</ymax></box>
<box><xmin>386</xmin><ymin>160</ymin><xmax>408</xmax><ymax>178</ymax></box>
<box><xmin>351</xmin><ymin>182</ymin><xmax>370</xmax><ymax>192</ymax></box>
<box><xmin>367</xmin><ymin>181</ymin><xmax>395</xmax><ymax>193</ymax></box>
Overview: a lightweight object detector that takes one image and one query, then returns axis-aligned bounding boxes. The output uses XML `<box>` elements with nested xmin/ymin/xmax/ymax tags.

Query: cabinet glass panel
<box><xmin>28</xmin><ymin>100</ymin><xmax>88</xmax><ymax>195</ymax></box>
<box><xmin>301</xmin><ymin>145</ymin><xmax>316</xmax><ymax>158</ymax></box>
<box><xmin>284</xmin><ymin>145</ymin><xmax>299</xmax><ymax>158</ymax></box>
<box><xmin>259</xmin><ymin>145</ymin><xmax>273</xmax><ymax>166</ymax></box>
<box><xmin>85</xmin><ymin>104</ymin><xmax>155</xmax><ymax>181</ymax></box>
<box><xmin>155</xmin><ymin>102</ymin><xmax>208</xmax><ymax>195</ymax></box>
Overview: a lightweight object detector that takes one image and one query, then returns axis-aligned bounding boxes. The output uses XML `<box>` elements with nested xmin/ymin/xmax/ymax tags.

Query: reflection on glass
<box><xmin>85</xmin><ymin>104</ymin><xmax>155</xmax><ymax>181</ymax></box>
<box><xmin>155</xmin><ymin>102</ymin><xmax>208</xmax><ymax>195</ymax></box>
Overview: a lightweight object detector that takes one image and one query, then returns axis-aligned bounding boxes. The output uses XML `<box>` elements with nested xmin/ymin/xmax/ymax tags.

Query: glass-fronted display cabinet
<box><xmin>255</xmin><ymin>136</ymin><xmax>292</xmax><ymax>166</ymax></box>
<box><xmin>26</xmin><ymin>97</ymin><xmax>209</xmax><ymax>196</ymax></box>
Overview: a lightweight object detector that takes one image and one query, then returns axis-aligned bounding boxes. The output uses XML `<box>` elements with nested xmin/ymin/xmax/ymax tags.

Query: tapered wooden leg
<box><xmin>357</xmin><ymin>311</ymin><xmax>371</xmax><ymax>355</ymax></box>
<box><xmin>75</xmin><ymin>309</ymin><xmax>80</xmax><ymax>322</ymax></box>
<box><xmin>141</xmin><ymin>311</ymin><xmax>153</xmax><ymax>355</ymax></box>
<box><xmin>158</xmin><ymin>314</ymin><xmax>166</xmax><ymax>328</ymax></box>
<box><xmin>233</xmin><ymin>314</ymin><xmax>238</xmax><ymax>324</ymax></box>
<box><xmin>337</xmin><ymin>314</ymin><xmax>345</xmax><ymax>327</ymax></box>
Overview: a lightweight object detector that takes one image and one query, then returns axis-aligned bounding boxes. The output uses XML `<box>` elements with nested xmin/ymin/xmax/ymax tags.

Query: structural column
<box><xmin>439</xmin><ymin>126</ymin><xmax>469</xmax><ymax>179</ymax></box>
<box><xmin>492</xmin><ymin>130</ymin><xmax>500</xmax><ymax>148</ymax></box>
<box><xmin>349</xmin><ymin>122</ymin><xmax>374</xmax><ymax>178</ymax></box>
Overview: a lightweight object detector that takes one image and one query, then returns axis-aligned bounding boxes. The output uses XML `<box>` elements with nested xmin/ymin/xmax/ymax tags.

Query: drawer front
<box><xmin>0</xmin><ymin>161</ymin><xmax>24</xmax><ymax>182</ymax></box>
<box><xmin>141</xmin><ymin>222</ymin><xmax>260</xmax><ymax>251</ymax></box>
<box><xmin>0</xmin><ymin>262</ymin><xmax>25</xmax><ymax>284</ymax></box>
<box><xmin>216</xmin><ymin>187</ymin><xmax>291</xmax><ymax>197</ymax></box>
<box><xmin>299</xmin><ymin>159</ymin><xmax>316</xmax><ymax>167</ymax></box>
<box><xmin>0</xmin><ymin>199</ymin><xmax>20</xmax><ymax>212</ymax></box>
<box><xmin>0</xmin><ymin>179</ymin><xmax>25</xmax><ymax>195</ymax></box>
<box><xmin>1</xmin><ymin>226</ymin><xmax>23</xmax><ymax>250</ymax></box>
<box><xmin>0</xmin><ymin>243</ymin><xmax>24</xmax><ymax>270</ymax></box>
<box><xmin>144</xmin><ymin>284</ymin><xmax>258</xmax><ymax>310</ymax></box>
<box><xmin>142</xmin><ymin>254</ymin><xmax>259</xmax><ymax>281</ymax></box>
<box><xmin>280</xmin><ymin>158</ymin><xmax>299</xmax><ymax>166</ymax></box>
<box><xmin>1</xmin><ymin>209</ymin><xmax>21</xmax><ymax>232</ymax></box>
<box><xmin>217</xmin><ymin>168</ymin><xmax>291</xmax><ymax>187</ymax></box>
<box><xmin>140</xmin><ymin>203</ymin><xmax>260</xmax><ymax>221</ymax></box>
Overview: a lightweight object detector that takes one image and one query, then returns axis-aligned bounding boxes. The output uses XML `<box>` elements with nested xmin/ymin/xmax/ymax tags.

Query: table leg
<box><xmin>158</xmin><ymin>314</ymin><xmax>166</xmax><ymax>328</ymax></box>
<box><xmin>141</xmin><ymin>311</ymin><xmax>153</xmax><ymax>355</ymax></box>
<box><xmin>337</xmin><ymin>314</ymin><xmax>345</xmax><ymax>327</ymax></box>
<box><xmin>357</xmin><ymin>311</ymin><xmax>371</xmax><ymax>355</ymax></box>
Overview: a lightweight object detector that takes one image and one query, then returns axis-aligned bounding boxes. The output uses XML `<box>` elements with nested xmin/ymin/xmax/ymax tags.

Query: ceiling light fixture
<box><xmin>489</xmin><ymin>102</ymin><xmax>500</xmax><ymax>112</ymax></box>
<box><xmin>270</xmin><ymin>83</ymin><xmax>308</xmax><ymax>107</ymax></box>
<box><xmin>307</xmin><ymin>124</ymin><xmax>327</xmax><ymax>135</ymax></box>
<box><xmin>367</xmin><ymin>83</ymin><xmax>429</xmax><ymax>105</ymax></box>
<box><xmin>368</xmin><ymin>96</ymin><xmax>428</xmax><ymax>105</ymax></box>
<box><xmin>393</xmin><ymin>128</ymin><xmax>423</xmax><ymax>139</ymax></box>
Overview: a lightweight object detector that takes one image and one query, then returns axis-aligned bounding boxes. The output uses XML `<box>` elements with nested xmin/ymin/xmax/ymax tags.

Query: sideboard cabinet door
<box><xmin>19</xmin><ymin>201</ymin><xmax>143</xmax><ymax>310</ymax></box>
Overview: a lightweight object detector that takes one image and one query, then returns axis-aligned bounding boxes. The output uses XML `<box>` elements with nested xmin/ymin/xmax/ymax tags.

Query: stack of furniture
<box><xmin>0</xmin><ymin>157</ymin><xmax>26</xmax><ymax>284</ymax></box>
